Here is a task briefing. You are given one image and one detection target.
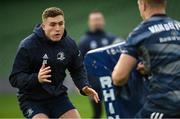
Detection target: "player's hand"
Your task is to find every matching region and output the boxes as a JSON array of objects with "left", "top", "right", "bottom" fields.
[
  {"left": 82, "top": 86, "right": 100, "bottom": 103},
  {"left": 38, "top": 64, "right": 52, "bottom": 84},
  {"left": 136, "top": 62, "right": 149, "bottom": 75}
]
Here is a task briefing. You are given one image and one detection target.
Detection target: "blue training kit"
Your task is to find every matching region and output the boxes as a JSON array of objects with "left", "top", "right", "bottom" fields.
[{"left": 123, "top": 14, "right": 180, "bottom": 118}]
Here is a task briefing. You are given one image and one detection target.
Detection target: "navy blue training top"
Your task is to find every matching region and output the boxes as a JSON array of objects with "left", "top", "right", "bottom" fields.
[
  {"left": 123, "top": 14, "right": 180, "bottom": 112},
  {"left": 9, "top": 24, "right": 89, "bottom": 102}
]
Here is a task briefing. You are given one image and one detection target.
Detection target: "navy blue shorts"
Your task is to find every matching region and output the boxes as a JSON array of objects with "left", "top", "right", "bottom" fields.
[
  {"left": 19, "top": 94, "right": 75, "bottom": 118},
  {"left": 135, "top": 100, "right": 180, "bottom": 118}
]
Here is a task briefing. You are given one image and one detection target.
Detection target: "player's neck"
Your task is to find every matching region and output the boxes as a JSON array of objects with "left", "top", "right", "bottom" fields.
[{"left": 144, "top": 8, "right": 166, "bottom": 20}]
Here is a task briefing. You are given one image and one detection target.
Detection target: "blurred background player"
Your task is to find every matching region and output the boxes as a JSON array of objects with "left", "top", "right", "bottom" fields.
[
  {"left": 9, "top": 7, "right": 99, "bottom": 119},
  {"left": 112, "top": 0, "right": 180, "bottom": 118},
  {"left": 79, "top": 10, "right": 123, "bottom": 119}
]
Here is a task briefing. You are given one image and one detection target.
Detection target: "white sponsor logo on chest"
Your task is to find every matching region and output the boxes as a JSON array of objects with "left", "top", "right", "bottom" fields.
[{"left": 42, "top": 54, "right": 48, "bottom": 65}]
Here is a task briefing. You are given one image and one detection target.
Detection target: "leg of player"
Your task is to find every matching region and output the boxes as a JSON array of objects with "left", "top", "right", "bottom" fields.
[
  {"left": 90, "top": 98, "right": 102, "bottom": 119},
  {"left": 32, "top": 113, "right": 49, "bottom": 119},
  {"left": 58, "top": 109, "right": 81, "bottom": 119}
]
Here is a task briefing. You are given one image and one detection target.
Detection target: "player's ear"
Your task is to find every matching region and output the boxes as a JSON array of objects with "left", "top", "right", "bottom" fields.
[
  {"left": 143, "top": 0, "right": 147, "bottom": 11},
  {"left": 41, "top": 23, "right": 45, "bottom": 30},
  {"left": 88, "top": 19, "right": 90, "bottom": 28}
]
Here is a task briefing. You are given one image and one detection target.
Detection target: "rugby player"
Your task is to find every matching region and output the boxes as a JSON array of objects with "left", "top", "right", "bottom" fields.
[
  {"left": 9, "top": 7, "right": 99, "bottom": 119},
  {"left": 79, "top": 10, "right": 122, "bottom": 119},
  {"left": 112, "top": 0, "right": 180, "bottom": 118}
]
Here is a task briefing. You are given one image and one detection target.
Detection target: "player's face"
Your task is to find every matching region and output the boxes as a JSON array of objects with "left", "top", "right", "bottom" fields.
[
  {"left": 88, "top": 13, "right": 105, "bottom": 31},
  {"left": 42, "top": 15, "right": 65, "bottom": 42}
]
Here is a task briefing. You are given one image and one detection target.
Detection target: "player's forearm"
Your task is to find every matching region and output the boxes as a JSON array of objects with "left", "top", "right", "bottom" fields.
[
  {"left": 70, "top": 67, "right": 91, "bottom": 92},
  {"left": 9, "top": 72, "right": 40, "bottom": 90},
  {"left": 73, "top": 71, "right": 90, "bottom": 90},
  {"left": 112, "top": 65, "right": 129, "bottom": 86},
  {"left": 112, "top": 71, "right": 128, "bottom": 86}
]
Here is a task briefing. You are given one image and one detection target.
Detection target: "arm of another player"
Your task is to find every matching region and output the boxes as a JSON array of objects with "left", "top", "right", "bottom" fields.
[{"left": 112, "top": 54, "right": 137, "bottom": 86}]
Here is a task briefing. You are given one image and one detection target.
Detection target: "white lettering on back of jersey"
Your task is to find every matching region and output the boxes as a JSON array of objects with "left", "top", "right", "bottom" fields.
[{"left": 148, "top": 22, "right": 180, "bottom": 33}]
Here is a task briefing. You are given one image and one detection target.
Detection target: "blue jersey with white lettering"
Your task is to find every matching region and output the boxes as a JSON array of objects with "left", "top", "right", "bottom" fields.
[{"left": 123, "top": 14, "right": 180, "bottom": 113}]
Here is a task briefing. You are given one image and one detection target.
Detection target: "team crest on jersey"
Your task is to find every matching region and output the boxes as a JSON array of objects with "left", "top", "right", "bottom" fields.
[
  {"left": 57, "top": 52, "right": 65, "bottom": 61},
  {"left": 26, "top": 108, "right": 34, "bottom": 117},
  {"left": 90, "top": 41, "right": 97, "bottom": 49},
  {"left": 101, "top": 38, "right": 108, "bottom": 46}
]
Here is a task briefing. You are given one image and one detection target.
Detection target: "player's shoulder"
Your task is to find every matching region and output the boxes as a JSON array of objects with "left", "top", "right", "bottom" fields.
[
  {"left": 79, "top": 34, "right": 91, "bottom": 48},
  {"left": 64, "top": 33, "right": 79, "bottom": 50},
  {"left": 18, "top": 33, "right": 37, "bottom": 49},
  {"left": 80, "top": 33, "right": 91, "bottom": 43},
  {"left": 79, "top": 34, "right": 88, "bottom": 42},
  {"left": 132, "top": 19, "right": 153, "bottom": 35},
  {"left": 106, "top": 32, "right": 117, "bottom": 39},
  {"left": 64, "top": 33, "right": 75, "bottom": 44},
  {"left": 126, "top": 18, "right": 159, "bottom": 46},
  {"left": 106, "top": 32, "right": 125, "bottom": 44}
]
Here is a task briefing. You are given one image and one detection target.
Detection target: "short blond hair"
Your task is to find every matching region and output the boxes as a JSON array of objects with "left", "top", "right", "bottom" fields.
[
  {"left": 140, "top": 0, "right": 166, "bottom": 7},
  {"left": 42, "top": 7, "right": 64, "bottom": 21}
]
